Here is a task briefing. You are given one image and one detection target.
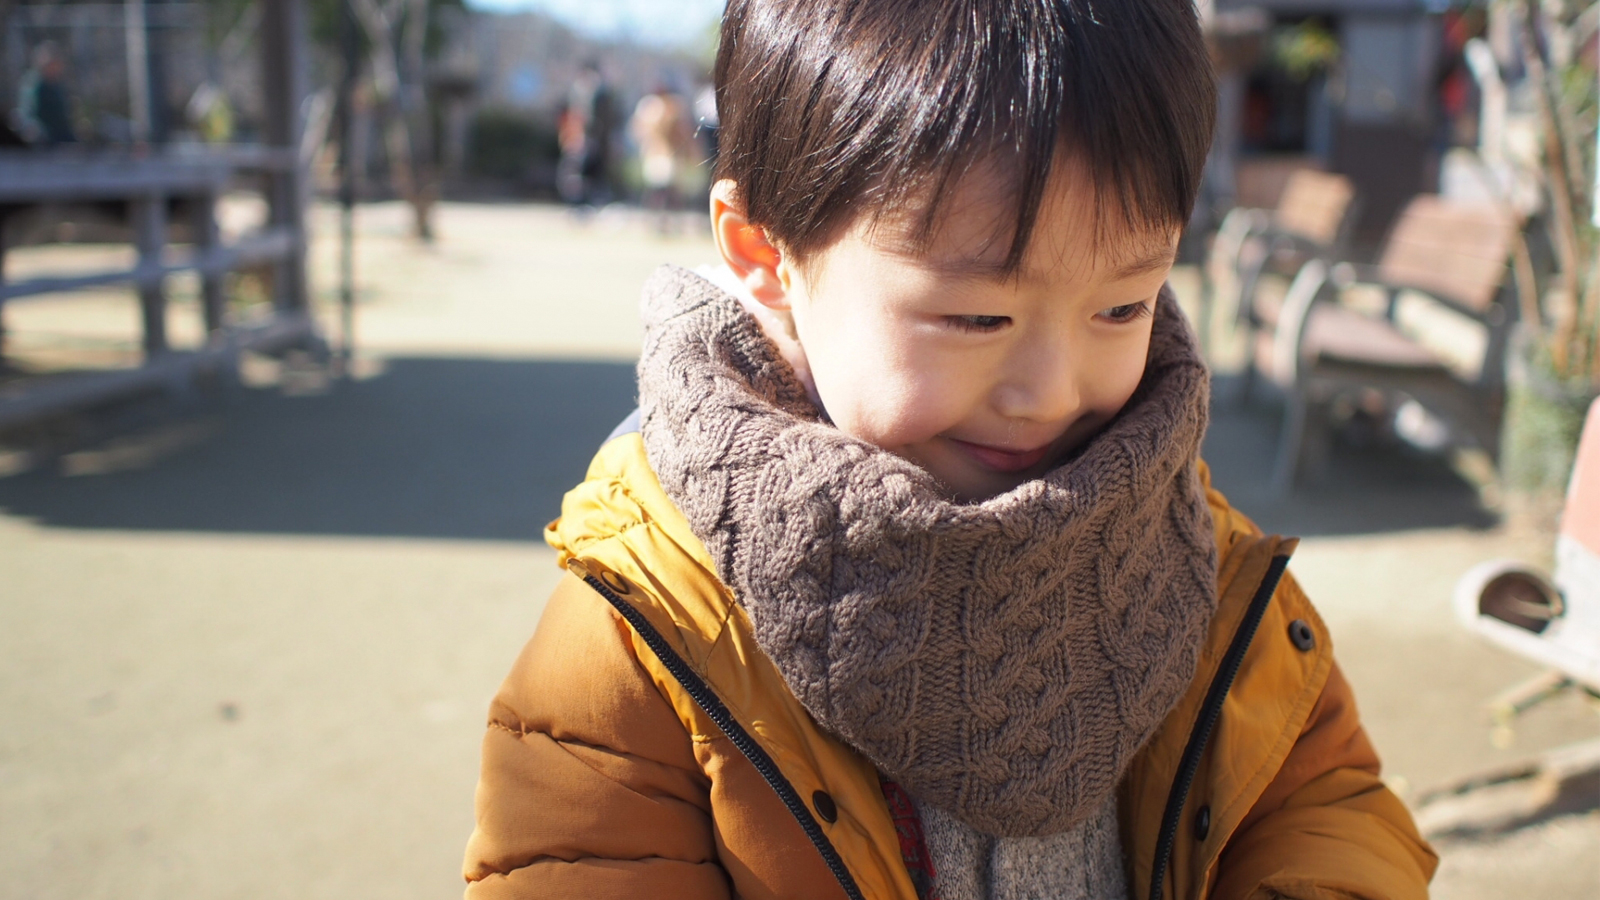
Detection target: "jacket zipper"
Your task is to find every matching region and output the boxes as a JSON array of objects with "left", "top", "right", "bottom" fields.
[
  {"left": 1148, "top": 552, "right": 1293, "bottom": 900},
  {"left": 577, "top": 572, "right": 869, "bottom": 900}
]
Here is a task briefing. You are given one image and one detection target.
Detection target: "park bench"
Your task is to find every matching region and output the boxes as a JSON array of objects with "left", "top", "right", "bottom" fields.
[
  {"left": 1257, "top": 194, "right": 1520, "bottom": 492},
  {"left": 1205, "top": 168, "right": 1357, "bottom": 363}
]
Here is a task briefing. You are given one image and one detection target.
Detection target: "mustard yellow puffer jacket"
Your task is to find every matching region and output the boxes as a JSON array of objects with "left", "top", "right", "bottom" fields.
[{"left": 463, "top": 432, "right": 1437, "bottom": 900}]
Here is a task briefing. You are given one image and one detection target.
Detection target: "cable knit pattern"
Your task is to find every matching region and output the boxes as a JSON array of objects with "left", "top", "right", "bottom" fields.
[{"left": 637, "top": 265, "right": 1217, "bottom": 837}]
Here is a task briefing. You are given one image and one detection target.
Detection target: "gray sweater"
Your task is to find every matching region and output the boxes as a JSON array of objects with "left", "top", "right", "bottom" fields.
[{"left": 917, "top": 794, "right": 1128, "bottom": 900}]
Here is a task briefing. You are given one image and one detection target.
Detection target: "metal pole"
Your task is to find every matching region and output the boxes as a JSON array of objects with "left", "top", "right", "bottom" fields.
[
  {"left": 261, "top": 0, "right": 309, "bottom": 316},
  {"left": 134, "top": 193, "right": 169, "bottom": 358},
  {"left": 338, "top": 0, "right": 360, "bottom": 370},
  {"left": 194, "top": 189, "right": 225, "bottom": 337},
  {"left": 145, "top": 0, "right": 171, "bottom": 144},
  {"left": 124, "top": 0, "right": 151, "bottom": 145},
  {"left": 0, "top": 215, "right": 9, "bottom": 371}
]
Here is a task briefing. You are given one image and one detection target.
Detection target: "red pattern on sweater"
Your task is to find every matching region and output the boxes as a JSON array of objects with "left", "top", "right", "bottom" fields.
[{"left": 879, "top": 777, "right": 939, "bottom": 900}]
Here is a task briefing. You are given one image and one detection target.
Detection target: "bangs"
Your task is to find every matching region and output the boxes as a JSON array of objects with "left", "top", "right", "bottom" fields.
[{"left": 715, "top": 0, "right": 1217, "bottom": 271}]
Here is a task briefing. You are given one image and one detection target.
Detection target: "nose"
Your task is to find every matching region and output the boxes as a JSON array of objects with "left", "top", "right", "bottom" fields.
[{"left": 992, "top": 331, "right": 1082, "bottom": 426}]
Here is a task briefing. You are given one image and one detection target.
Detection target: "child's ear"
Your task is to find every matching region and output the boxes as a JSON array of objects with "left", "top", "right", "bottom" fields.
[{"left": 710, "top": 180, "right": 792, "bottom": 311}]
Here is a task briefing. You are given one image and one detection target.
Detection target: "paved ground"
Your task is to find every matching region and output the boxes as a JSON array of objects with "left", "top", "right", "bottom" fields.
[{"left": 1, "top": 201, "right": 1595, "bottom": 898}]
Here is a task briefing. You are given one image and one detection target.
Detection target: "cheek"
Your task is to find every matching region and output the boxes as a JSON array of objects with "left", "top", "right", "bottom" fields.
[
  {"left": 801, "top": 311, "right": 970, "bottom": 446},
  {"left": 1087, "top": 333, "right": 1152, "bottom": 415},
  {"left": 855, "top": 370, "right": 968, "bottom": 446}
]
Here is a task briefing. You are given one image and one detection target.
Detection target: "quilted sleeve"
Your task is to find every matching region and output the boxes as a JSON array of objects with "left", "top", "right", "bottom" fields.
[
  {"left": 462, "top": 575, "right": 731, "bottom": 900},
  {"left": 1210, "top": 662, "right": 1438, "bottom": 900}
]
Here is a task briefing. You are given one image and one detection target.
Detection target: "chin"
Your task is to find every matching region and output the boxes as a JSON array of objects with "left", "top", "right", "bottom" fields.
[
  {"left": 895, "top": 445, "right": 1016, "bottom": 503},
  {"left": 944, "top": 469, "right": 1028, "bottom": 504}
]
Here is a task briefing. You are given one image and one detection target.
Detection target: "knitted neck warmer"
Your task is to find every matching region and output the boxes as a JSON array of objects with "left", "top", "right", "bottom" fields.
[{"left": 637, "top": 265, "right": 1218, "bottom": 837}]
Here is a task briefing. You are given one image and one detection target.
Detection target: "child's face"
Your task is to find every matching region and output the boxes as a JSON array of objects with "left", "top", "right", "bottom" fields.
[{"left": 718, "top": 160, "right": 1177, "bottom": 501}]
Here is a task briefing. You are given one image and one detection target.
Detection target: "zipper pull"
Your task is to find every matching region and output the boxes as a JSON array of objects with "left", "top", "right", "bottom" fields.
[{"left": 566, "top": 558, "right": 593, "bottom": 581}]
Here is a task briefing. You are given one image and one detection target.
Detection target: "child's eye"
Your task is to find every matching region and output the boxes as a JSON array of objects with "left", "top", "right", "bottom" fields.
[
  {"left": 1098, "top": 302, "right": 1151, "bottom": 324},
  {"left": 948, "top": 315, "right": 1010, "bottom": 332}
]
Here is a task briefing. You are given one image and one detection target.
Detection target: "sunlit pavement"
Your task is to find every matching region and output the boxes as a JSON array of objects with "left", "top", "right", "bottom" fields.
[{"left": 1, "top": 202, "right": 1595, "bottom": 898}]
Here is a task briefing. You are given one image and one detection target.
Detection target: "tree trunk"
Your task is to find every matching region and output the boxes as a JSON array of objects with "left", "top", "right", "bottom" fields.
[{"left": 351, "top": 0, "right": 434, "bottom": 242}]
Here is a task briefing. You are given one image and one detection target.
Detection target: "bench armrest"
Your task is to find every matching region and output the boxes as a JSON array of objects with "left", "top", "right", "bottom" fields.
[
  {"left": 1207, "top": 207, "right": 1273, "bottom": 310},
  {"left": 1270, "top": 258, "right": 1338, "bottom": 385}
]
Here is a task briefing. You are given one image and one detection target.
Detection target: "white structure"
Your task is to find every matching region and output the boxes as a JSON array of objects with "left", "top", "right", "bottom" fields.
[{"left": 1456, "top": 399, "right": 1600, "bottom": 695}]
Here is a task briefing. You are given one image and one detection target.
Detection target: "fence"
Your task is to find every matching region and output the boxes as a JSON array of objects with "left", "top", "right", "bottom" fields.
[{"left": 0, "top": 0, "right": 316, "bottom": 431}]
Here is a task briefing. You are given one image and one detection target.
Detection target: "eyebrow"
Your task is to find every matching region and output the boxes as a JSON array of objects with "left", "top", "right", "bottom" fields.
[
  {"left": 920, "top": 257, "right": 1015, "bottom": 280},
  {"left": 1110, "top": 249, "right": 1178, "bottom": 280},
  {"left": 921, "top": 247, "right": 1177, "bottom": 283}
]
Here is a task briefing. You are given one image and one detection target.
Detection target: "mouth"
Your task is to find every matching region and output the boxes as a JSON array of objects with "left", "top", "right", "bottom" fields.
[{"left": 947, "top": 438, "right": 1057, "bottom": 474}]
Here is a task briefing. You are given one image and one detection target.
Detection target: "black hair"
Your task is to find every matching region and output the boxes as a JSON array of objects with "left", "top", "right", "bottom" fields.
[{"left": 713, "top": 0, "right": 1217, "bottom": 270}]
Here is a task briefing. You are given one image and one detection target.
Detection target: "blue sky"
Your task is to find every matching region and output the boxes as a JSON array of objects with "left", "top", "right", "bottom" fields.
[{"left": 464, "top": 0, "right": 725, "bottom": 47}]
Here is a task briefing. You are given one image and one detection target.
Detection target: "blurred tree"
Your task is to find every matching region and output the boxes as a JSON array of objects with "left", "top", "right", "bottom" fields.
[
  {"left": 1495, "top": 0, "right": 1600, "bottom": 499},
  {"left": 349, "top": 0, "right": 437, "bottom": 240},
  {"left": 204, "top": 0, "right": 461, "bottom": 241},
  {"left": 1517, "top": 0, "right": 1600, "bottom": 384}
]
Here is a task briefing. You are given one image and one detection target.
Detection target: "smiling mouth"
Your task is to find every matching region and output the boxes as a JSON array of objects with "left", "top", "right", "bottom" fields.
[{"left": 948, "top": 438, "right": 1056, "bottom": 474}]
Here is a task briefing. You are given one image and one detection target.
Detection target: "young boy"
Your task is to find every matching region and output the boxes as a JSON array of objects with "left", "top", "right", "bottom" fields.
[{"left": 463, "top": 2, "right": 1437, "bottom": 898}]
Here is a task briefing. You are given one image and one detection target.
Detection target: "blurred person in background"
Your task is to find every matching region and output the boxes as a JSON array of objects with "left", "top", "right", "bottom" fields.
[
  {"left": 557, "top": 59, "right": 617, "bottom": 210},
  {"left": 630, "top": 83, "right": 695, "bottom": 234},
  {"left": 186, "top": 83, "right": 235, "bottom": 145},
  {"left": 12, "top": 41, "right": 76, "bottom": 147}
]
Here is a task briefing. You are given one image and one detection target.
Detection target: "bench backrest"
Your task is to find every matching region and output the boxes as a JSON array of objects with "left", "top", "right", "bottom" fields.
[
  {"left": 1273, "top": 169, "right": 1356, "bottom": 247},
  {"left": 1376, "top": 195, "right": 1516, "bottom": 315}
]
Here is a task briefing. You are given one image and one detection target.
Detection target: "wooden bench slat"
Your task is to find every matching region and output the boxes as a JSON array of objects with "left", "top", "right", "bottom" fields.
[
  {"left": 1377, "top": 197, "right": 1515, "bottom": 312},
  {"left": 1379, "top": 250, "right": 1508, "bottom": 312},
  {"left": 1274, "top": 170, "right": 1356, "bottom": 245}
]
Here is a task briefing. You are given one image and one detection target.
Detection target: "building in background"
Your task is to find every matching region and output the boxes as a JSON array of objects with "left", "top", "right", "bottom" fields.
[{"left": 1208, "top": 0, "right": 1471, "bottom": 245}]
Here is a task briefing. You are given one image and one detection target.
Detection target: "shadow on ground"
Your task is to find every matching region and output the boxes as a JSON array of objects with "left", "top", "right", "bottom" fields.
[
  {"left": 0, "top": 367, "right": 1492, "bottom": 540},
  {"left": 1204, "top": 375, "right": 1496, "bottom": 537},
  {"left": 0, "top": 357, "right": 638, "bottom": 541}
]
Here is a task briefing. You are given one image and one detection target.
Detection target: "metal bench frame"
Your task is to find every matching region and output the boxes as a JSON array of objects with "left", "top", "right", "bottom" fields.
[
  {"left": 1264, "top": 197, "right": 1520, "bottom": 493},
  {"left": 1206, "top": 168, "right": 1357, "bottom": 371}
]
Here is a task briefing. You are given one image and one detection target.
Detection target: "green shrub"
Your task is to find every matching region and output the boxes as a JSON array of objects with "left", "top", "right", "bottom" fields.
[{"left": 466, "top": 108, "right": 558, "bottom": 181}]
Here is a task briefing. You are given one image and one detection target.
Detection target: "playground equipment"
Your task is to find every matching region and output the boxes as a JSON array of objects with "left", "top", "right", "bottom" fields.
[
  {"left": 1455, "top": 398, "right": 1600, "bottom": 726},
  {"left": 1403, "top": 398, "right": 1600, "bottom": 840}
]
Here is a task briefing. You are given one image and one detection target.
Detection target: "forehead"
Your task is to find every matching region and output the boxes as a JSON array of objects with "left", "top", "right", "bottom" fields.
[{"left": 865, "top": 154, "right": 1179, "bottom": 282}]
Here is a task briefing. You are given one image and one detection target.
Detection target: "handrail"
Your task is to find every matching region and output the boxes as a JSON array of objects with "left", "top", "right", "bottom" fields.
[{"left": 0, "top": 227, "right": 298, "bottom": 303}]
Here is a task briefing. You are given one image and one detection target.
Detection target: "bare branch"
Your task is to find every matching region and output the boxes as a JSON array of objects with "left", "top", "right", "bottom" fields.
[{"left": 1525, "top": 0, "right": 1584, "bottom": 372}]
